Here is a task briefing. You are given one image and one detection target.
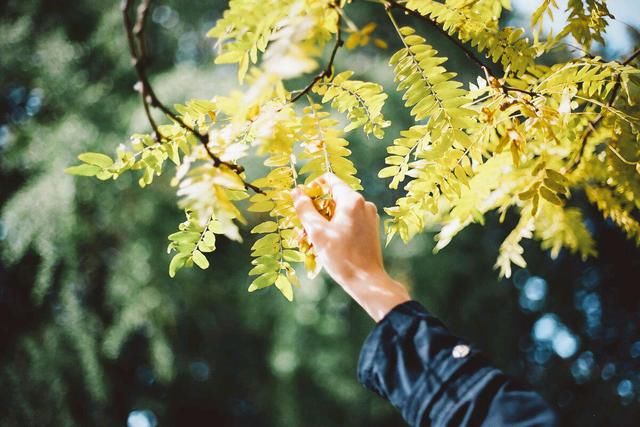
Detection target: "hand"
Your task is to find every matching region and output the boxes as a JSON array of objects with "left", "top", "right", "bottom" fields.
[{"left": 291, "top": 173, "right": 411, "bottom": 322}]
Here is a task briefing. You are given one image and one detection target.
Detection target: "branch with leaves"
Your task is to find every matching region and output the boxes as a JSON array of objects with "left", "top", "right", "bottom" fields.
[
  {"left": 569, "top": 47, "right": 640, "bottom": 171},
  {"left": 384, "top": 0, "right": 541, "bottom": 98},
  {"left": 290, "top": 4, "right": 344, "bottom": 103},
  {"left": 67, "top": 0, "right": 640, "bottom": 299},
  {"left": 120, "top": 0, "right": 262, "bottom": 194}
]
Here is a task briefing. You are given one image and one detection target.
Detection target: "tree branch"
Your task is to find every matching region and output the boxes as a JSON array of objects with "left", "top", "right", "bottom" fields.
[
  {"left": 568, "top": 46, "right": 640, "bottom": 173},
  {"left": 384, "top": 0, "right": 542, "bottom": 98},
  {"left": 622, "top": 46, "right": 640, "bottom": 66},
  {"left": 121, "top": 0, "right": 263, "bottom": 194},
  {"left": 290, "top": 5, "right": 343, "bottom": 103},
  {"left": 385, "top": 0, "right": 491, "bottom": 73}
]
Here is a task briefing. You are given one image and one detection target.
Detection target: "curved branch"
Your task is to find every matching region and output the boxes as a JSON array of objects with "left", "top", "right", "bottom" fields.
[
  {"left": 290, "top": 5, "right": 343, "bottom": 103},
  {"left": 121, "top": 0, "right": 263, "bottom": 194}
]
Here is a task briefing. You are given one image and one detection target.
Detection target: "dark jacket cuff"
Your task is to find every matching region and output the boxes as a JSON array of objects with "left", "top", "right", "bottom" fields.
[{"left": 356, "top": 300, "right": 557, "bottom": 426}]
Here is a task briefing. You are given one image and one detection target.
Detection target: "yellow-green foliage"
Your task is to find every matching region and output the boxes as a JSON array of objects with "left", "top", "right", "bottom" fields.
[
  {"left": 313, "top": 71, "right": 390, "bottom": 138},
  {"left": 167, "top": 210, "right": 225, "bottom": 277},
  {"left": 405, "top": 0, "right": 540, "bottom": 74},
  {"left": 560, "top": 0, "right": 613, "bottom": 48},
  {"left": 67, "top": 0, "right": 640, "bottom": 298},
  {"left": 298, "top": 103, "right": 362, "bottom": 188},
  {"left": 380, "top": 21, "right": 477, "bottom": 242}
]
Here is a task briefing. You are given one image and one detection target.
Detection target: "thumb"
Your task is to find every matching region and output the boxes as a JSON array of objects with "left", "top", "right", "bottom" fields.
[{"left": 291, "top": 187, "right": 328, "bottom": 240}]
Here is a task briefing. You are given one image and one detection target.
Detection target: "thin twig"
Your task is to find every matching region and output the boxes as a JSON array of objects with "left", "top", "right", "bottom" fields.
[
  {"left": 503, "top": 86, "right": 540, "bottom": 97},
  {"left": 121, "top": 0, "right": 263, "bottom": 194},
  {"left": 623, "top": 47, "right": 640, "bottom": 66},
  {"left": 290, "top": 5, "right": 343, "bottom": 103}
]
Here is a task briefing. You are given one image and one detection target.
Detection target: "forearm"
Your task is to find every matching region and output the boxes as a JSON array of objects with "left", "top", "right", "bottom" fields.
[
  {"left": 340, "top": 271, "right": 411, "bottom": 322},
  {"left": 358, "top": 301, "right": 557, "bottom": 427}
]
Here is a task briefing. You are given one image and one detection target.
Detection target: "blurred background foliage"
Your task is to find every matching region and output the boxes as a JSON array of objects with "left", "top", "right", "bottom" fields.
[{"left": 1, "top": 0, "right": 640, "bottom": 426}]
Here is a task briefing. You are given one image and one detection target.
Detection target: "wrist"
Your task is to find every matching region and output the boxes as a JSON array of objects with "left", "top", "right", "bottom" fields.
[{"left": 342, "top": 270, "right": 411, "bottom": 322}]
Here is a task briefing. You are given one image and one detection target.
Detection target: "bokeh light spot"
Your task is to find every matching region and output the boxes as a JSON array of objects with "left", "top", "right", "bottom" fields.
[
  {"left": 533, "top": 314, "right": 558, "bottom": 341},
  {"left": 127, "top": 410, "right": 157, "bottom": 427},
  {"left": 552, "top": 329, "right": 579, "bottom": 359}
]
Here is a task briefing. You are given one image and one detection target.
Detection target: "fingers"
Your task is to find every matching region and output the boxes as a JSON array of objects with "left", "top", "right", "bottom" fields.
[
  {"left": 315, "top": 172, "right": 370, "bottom": 219},
  {"left": 305, "top": 173, "right": 378, "bottom": 221},
  {"left": 291, "top": 187, "right": 327, "bottom": 241},
  {"left": 365, "top": 201, "right": 378, "bottom": 217},
  {"left": 316, "top": 172, "right": 355, "bottom": 204}
]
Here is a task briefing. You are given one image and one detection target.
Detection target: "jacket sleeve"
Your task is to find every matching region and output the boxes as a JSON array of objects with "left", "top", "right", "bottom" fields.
[{"left": 357, "top": 300, "right": 557, "bottom": 427}]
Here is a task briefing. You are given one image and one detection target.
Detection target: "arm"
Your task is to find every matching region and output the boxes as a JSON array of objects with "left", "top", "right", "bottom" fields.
[{"left": 292, "top": 173, "right": 557, "bottom": 427}]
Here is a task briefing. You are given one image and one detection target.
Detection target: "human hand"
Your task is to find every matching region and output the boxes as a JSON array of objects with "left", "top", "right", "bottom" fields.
[{"left": 291, "top": 173, "right": 410, "bottom": 322}]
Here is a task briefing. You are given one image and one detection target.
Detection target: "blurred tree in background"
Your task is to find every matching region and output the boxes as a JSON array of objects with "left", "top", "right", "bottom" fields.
[{"left": 1, "top": 1, "right": 640, "bottom": 426}]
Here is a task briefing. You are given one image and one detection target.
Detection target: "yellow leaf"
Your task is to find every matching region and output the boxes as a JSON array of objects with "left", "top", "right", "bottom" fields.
[
  {"left": 374, "top": 38, "right": 388, "bottom": 49},
  {"left": 540, "top": 187, "right": 563, "bottom": 206},
  {"left": 251, "top": 221, "right": 278, "bottom": 233},
  {"left": 275, "top": 274, "right": 293, "bottom": 301},
  {"left": 378, "top": 166, "right": 400, "bottom": 178},
  {"left": 248, "top": 201, "right": 276, "bottom": 212}
]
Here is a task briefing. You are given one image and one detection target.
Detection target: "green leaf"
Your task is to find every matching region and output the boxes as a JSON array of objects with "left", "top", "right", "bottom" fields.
[
  {"left": 248, "top": 263, "right": 273, "bottom": 276},
  {"left": 64, "top": 164, "right": 101, "bottom": 176},
  {"left": 202, "top": 231, "right": 216, "bottom": 247},
  {"left": 95, "top": 170, "right": 114, "bottom": 181},
  {"left": 251, "top": 233, "right": 279, "bottom": 252},
  {"left": 545, "top": 169, "right": 570, "bottom": 186},
  {"left": 78, "top": 152, "right": 113, "bottom": 168},
  {"left": 168, "top": 231, "right": 201, "bottom": 242},
  {"left": 248, "top": 272, "right": 278, "bottom": 292},
  {"left": 169, "top": 253, "right": 189, "bottom": 278},
  {"left": 192, "top": 250, "right": 210, "bottom": 269},
  {"left": 198, "top": 240, "right": 215, "bottom": 252},
  {"left": 282, "top": 250, "right": 305, "bottom": 263},
  {"left": 209, "top": 220, "right": 225, "bottom": 234},
  {"left": 540, "top": 187, "right": 563, "bottom": 206}
]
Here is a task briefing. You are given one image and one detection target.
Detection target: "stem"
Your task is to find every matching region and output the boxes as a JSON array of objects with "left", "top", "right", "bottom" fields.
[
  {"left": 325, "top": 80, "right": 374, "bottom": 125},
  {"left": 386, "top": 7, "right": 453, "bottom": 128},
  {"left": 607, "top": 145, "right": 640, "bottom": 166},
  {"left": 306, "top": 95, "right": 333, "bottom": 174}
]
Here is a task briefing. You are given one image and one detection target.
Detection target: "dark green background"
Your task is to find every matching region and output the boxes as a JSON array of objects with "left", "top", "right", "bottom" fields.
[{"left": 1, "top": 1, "right": 639, "bottom": 426}]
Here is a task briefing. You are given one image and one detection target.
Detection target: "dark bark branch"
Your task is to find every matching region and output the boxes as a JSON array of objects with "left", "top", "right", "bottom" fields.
[
  {"left": 289, "top": 6, "right": 343, "bottom": 103},
  {"left": 121, "top": 0, "right": 263, "bottom": 194},
  {"left": 622, "top": 46, "right": 640, "bottom": 66}
]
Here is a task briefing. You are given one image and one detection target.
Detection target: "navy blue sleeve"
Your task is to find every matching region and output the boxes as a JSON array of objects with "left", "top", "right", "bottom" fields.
[{"left": 357, "top": 301, "right": 558, "bottom": 427}]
